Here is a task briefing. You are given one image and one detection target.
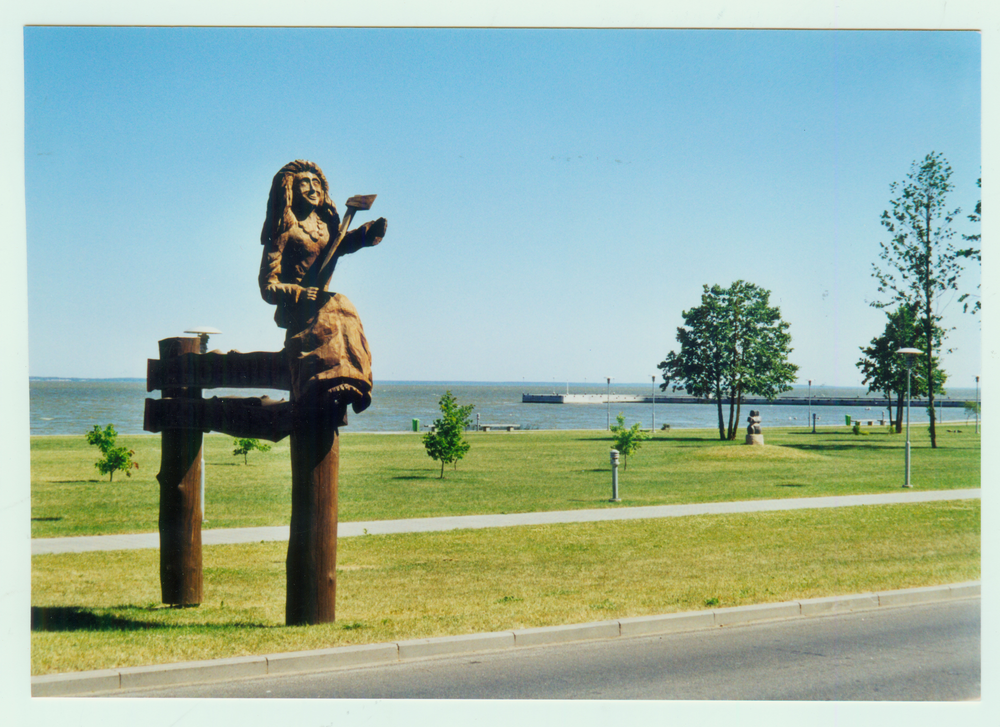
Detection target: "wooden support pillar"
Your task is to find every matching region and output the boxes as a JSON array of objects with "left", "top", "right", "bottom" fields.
[
  {"left": 285, "top": 406, "right": 342, "bottom": 625},
  {"left": 156, "top": 337, "right": 203, "bottom": 606}
]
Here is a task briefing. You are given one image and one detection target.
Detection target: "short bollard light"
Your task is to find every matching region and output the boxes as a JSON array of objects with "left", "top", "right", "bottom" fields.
[{"left": 610, "top": 449, "right": 621, "bottom": 502}]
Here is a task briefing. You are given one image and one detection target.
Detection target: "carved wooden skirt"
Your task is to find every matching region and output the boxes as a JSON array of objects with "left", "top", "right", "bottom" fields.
[{"left": 285, "top": 292, "right": 373, "bottom": 413}]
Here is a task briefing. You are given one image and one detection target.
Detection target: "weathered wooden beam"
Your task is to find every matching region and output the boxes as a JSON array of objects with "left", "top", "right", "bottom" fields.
[
  {"left": 144, "top": 395, "right": 294, "bottom": 442},
  {"left": 147, "top": 350, "right": 290, "bottom": 392},
  {"left": 285, "top": 405, "right": 344, "bottom": 625},
  {"left": 155, "top": 337, "right": 203, "bottom": 607}
]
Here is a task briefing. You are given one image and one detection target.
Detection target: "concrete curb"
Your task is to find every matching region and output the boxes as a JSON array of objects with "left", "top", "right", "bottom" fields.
[{"left": 31, "top": 580, "right": 980, "bottom": 697}]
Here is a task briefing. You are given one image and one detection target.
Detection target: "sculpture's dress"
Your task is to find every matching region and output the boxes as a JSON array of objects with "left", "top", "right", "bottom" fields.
[{"left": 259, "top": 218, "right": 382, "bottom": 414}]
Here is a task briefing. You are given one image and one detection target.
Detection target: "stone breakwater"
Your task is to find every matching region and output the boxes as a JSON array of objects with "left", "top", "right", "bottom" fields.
[{"left": 523, "top": 394, "right": 966, "bottom": 407}]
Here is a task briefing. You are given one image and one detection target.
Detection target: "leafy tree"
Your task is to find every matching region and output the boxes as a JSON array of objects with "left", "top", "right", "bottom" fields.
[
  {"left": 609, "top": 413, "right": 649, "bottom": 470},
  {"left": 957, "top": 176, "right": 981, "bottom": 315},
  {"left": 233, "top": 437, "right": 271, "bottom": 465},
  {"left": 659, "top": 286, "right": 730, "bottom": 440},
  {"left": 422, "top": 391, "right": 474, "bottom": 478},
  {"left": 84, "top": 424, "right": 138, "bottom": 482},
  {"left": 659, "top": 281, "right": 798, "bottom": 441},
  {"left": 856, "top": 304, "right": 946, "bottom": 433},
  {"left": 963, "top": 401, "right": 981, "bottom": 425},
  {"left": 873, "top": 152, "right": 963, "bottom": 448}
]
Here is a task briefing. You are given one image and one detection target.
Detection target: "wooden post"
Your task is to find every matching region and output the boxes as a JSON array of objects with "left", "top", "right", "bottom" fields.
[
  {"left": 285, "top": 405, "right": 342, "bottom": 625},
  {"left": 156, "top": 337, "right": 203, "bottom": 606}
]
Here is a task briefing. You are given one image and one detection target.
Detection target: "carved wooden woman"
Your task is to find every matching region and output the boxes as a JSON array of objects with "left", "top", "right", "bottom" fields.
[
  {"left": 259, "top": 160, "right": 387, "bottom": 421},
  {"left": 259, "top": 159, "right": 386, "bottom": 624}
]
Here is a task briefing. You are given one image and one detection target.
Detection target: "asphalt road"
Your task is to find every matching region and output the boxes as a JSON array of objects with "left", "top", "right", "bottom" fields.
[{"left": 108, "top": 598, "right": 980, "bottom": 700}]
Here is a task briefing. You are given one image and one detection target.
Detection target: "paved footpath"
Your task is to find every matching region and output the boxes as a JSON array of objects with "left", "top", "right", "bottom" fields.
[{"left": 32, "top": 488, "right": 981, "bottom": 556}]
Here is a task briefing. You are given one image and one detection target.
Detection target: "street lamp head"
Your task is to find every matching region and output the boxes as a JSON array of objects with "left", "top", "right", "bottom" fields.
[
  {"left": 895, "top": 347, "right": 922, "bottom": 371},
  {"left": 184, "top": 326, "right": 222, "bottom": 354}
]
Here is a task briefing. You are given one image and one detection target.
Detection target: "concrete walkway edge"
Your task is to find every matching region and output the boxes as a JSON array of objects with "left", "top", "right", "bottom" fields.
[
  {"left": 31, "top": 488, "right": 983, "bottom": 555},
  {"left": 32, "top": 580, "right": 981, "bottom": 697}
]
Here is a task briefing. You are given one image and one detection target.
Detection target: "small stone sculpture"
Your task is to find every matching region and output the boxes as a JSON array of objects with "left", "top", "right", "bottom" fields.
[{"left": 745, "top": 410, "right": 764, "bottom": 446}]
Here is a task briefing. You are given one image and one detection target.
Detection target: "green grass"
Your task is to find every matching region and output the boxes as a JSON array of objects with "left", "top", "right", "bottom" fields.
[
  {"left": 31, "top": 499, "right": 980, "bottom": 676},
  {"left": 31, "top": 427, "right": 981, "bottom": 538}
]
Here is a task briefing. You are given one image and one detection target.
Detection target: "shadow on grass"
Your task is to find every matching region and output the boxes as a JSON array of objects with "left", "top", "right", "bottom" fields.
[
  {"left": 31, "top": 606, "right": 273, "bottom": 632},
  {"left": 31, "top": 606, "right": 167, "bottom": 632},
  {"left": 31, "top": 516, "right": 63, "bottom": 522},
  {"left": 781, "top": 441, "right": 897, "bottom": 453},
  {"left": 665, "top": 437, "right": 730, "bottom": 443}
]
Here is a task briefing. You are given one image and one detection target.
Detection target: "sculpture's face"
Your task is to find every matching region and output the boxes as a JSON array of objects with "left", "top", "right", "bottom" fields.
[{"left": 294, "top": 171, "right": 324, "bottom": 208}]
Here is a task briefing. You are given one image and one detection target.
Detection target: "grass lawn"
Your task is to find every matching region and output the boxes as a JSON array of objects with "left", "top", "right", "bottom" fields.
[
  {"left": 30, "top": 499, "right": 980, "bottom": 675},
  {"left": 31, "top": 426, "right": 980, "bottom": 538}
]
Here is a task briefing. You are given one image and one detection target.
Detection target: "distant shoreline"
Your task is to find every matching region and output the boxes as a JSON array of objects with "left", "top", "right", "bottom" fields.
[{"left": 25, "top": 377, "right": 981, "bottom": 396}]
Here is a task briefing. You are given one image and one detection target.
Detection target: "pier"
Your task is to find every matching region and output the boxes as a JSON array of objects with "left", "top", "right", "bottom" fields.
[{"left": 521, "top": 394, "right": 965, "bottom": 408}]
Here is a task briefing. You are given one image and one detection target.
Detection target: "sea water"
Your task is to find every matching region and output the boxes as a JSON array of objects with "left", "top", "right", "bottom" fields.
[{"left": 29, "top": 379, "right": 978, "bottom": 436}]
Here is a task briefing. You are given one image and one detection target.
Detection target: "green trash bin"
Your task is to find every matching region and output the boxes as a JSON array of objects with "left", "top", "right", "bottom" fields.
[
  {"left": 844, "top": 414, "right": 851, "bottom": 426},
  {"left": 412, "top": 418, "right": 420, "bottom": 432}
]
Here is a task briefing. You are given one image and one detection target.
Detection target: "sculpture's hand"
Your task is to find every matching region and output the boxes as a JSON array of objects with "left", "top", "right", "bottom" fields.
[
  {"left": 302, "top": 286, "right": 319, "bottom": 301},
  {"left": 369, "top": 217, "right": 387, "bottom": 242}
]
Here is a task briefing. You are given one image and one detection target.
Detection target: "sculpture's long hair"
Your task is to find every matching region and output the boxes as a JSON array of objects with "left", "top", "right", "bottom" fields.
[{"left": 260, "top": 159, "right": 340, "bottom": 246}]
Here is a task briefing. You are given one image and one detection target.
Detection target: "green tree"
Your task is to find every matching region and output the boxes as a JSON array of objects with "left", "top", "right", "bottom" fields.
[
  {"left": 963, "top": 401, "right": 981, "bottom": 425},
  {"left": 856, "top": 304, "right": 946, "bottom": 433},
  {"left": 957, "top": 176, "right": 981, "bottom": 315},
  {"left": 233, "top": 437, "right": 271, "bottom": 465},
  {"left": 423, "top": 391, "right": 475, "bottom": 478},
  {"left": 84, "top": 424, "right": 138, "bottom": 482},
  {"left": 659, "top": 281, "right": 798, "bottom": 441},
  {"left": 609, "top": 413, "right": 649, "bottom": 470},
  {"left": 873, "top": 152, "right": 963, "bottom": 448}
]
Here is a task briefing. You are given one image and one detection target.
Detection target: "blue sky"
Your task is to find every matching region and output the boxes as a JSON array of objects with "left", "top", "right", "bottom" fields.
[{"left": 22, "top": 24, "right": 982, "bottom": 388}]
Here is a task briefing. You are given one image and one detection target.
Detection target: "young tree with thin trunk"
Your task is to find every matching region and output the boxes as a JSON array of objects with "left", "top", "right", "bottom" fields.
[
  {"left": 423, "top": 391, "right": 474, "bottom": 478},
  {"left": 873, "top": 152, "right": 963, "bottom": 448},
  {"left": 609, "top": 413, "right": 650, "bottom": 470}
]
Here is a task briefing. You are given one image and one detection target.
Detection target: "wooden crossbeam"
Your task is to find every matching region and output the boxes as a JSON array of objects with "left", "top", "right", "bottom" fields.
[
  {"left": 148, "top": 337, "right": 343, "bottom": 624},
  {"left": 147, "top": 350, "right": 290, "bottom": 392},
  {"left": 144, "top": 395, "right": 295, "bottom": 442}
]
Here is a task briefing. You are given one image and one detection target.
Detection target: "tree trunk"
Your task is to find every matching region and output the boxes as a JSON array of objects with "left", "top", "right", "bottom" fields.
[
  {"left": 895, "top": 392, "right": 904, "bottom": 434},
  {"left": 726, "top": 389, "right": 737, "bottom": 440},
  {"left": 715, "top": 383, "right": 726, "bottom": 440},
  {"left": 924, "top": 205, "right": 938, "bottom": 448},
  {"left": 925, "top": 340, "right": 937, "bottom": 447},
  {"left": 733, "top": 392, "right": 743, "bottom": 442}
]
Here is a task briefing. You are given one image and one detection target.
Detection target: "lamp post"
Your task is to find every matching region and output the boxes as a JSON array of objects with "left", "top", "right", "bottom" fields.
[
  {"left": 897, "top": 348, "right": 922, "bottom": 488},
  {"left": 808, "top": 379, "right": 813, "bottom": 433},
  {"left": 606, "top": 377, "right": 612, "bottom": 430},
  {"left": 184, "top": 327, "right": 221, "bottom": 521},
  {"left": 651, "top": 375, "right": 656, "bottom": 433},
  {"left": 184, "top": 326, "right": 222, "bottom": 354},
  {"left": 976, "top": 375, "right": 980, "bottom": 435}
]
